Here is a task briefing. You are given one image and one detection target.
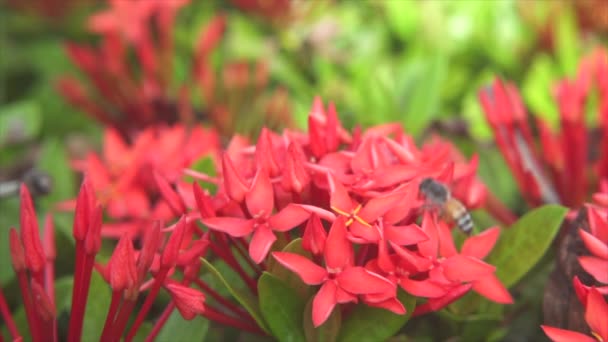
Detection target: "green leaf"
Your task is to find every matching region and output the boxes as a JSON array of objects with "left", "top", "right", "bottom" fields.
[
  {"left": 156, "top": 309, "right": 209, "bottom": 342},
  {"left": 0, "top": 101, "right": 41, "bottom": 145},
  {"left": 303, "top": 296, "right": 341, "bottom": 342},
  {"left": 258, "top": 272, "right": 306, "bottom": 342},
  {"left": 486, "top": 205, "right": 567, "bottom": 288},
  {"left": 337, "top": 289, "right": 415, "bottom": 342},
  {"left": 401, "top": 53, "right": 447, "bottom": 137},
  {"left": 37, "top": 139, "right": 77, "bottom": 235},
  {"left": 82, "top": 272, "right": 112, "bottom": 341},
  {"left": 555, "top": 9, "right": 580, "bottom": 76},
  {"left": 200, "top": 257, "right": 269, "bottom": 333}
]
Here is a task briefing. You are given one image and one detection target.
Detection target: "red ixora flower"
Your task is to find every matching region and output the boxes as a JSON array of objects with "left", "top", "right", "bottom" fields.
[
  {"left": 59, "top": 0, "right": 293, "bottom": 138},
  {"left": 541, "top": 287, "right": 608, "bottom": 342},
  {"left": 479, "top": 48, "right": 608, "bottom": 208},
  {"left": 61, "top": 124, "right": 220, "bottom": 240},
  {"left": 272, "top": 217, "right": 401, "bottom": 327}
]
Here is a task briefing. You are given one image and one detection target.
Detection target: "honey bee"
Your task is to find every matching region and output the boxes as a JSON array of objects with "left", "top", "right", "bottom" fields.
[{"left": 418, "top": 178, "right": 473, "bottom": 235}]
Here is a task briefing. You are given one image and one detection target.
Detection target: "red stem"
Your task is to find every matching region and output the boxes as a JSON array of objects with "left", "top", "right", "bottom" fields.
[
  {"left": 67, "top": 243, "right": 85, "bottom": 342},
  {"left": 0, "top": 289, "right": 20, "bottom": 339},
  {"left": 70, "top": 254, "right": 96, "bottom": 341},
  {"left": 123, "top": 268, "right": 170, "bottom": 342},
  {"left": 16, "top": 272, "right": 40, "bottom": 342},
  {"left": 100, "top": 291, "right": 123, "bottom": 342},
  {"left": 232, "top": 237, "right": 261, "bottom": 274},
  {"left": 484, "top": 192, "right": 518, "bottom": 226},
  {"left": 208, "top": 241, "right": 257, "bottom": 293},
  {"left": 109, "top": 299, "right": 137, "bottom": 341},
  {"left": 203, "top": 305, "right": 265, "bottom": 335},
  {"left": 193, "top": 278, "right": 251, "bottom": 320}
]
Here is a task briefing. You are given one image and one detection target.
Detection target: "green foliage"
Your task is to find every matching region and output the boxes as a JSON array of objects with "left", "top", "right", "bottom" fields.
[
  {"left": 258, "top": 272, "right": 307, "bottom": 342},
  {"left": 156, "top": 310, "right": 210, "bottom": 342},
  {"left": 200, "top": 258, "right": 270, "bottom": 333},
  {"left": 337, "top": 290, "right": 415, "bottom": 342},
  {"left": 487, "top": 205, "right": 568, "bottom": 288}
]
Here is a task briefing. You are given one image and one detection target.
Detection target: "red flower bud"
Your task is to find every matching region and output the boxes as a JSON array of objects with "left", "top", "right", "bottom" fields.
[
  {"left": 19, "top": 185, "right": 46, "bottom": 273},
  {"left": 165, "top": 282, "right": 206, "bottom": 320},
  {"left": 161, "top": 216, "right": 186, "bottom": 269},
  {"left": 31, "top": 280, "right": 56, "bottom": 322},
  {"left": 9, "top": 228, "right": 26, "bottom": 272},
  {"left": 109, "top": 235, "right": 137, "bottom": 292}
]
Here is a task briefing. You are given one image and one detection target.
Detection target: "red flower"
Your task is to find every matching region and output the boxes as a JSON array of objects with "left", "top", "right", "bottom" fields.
[
  {"left": 580, "top": 205, "right": 608, "bottom": 286},
  {"left": 164, "top": 281, "right": 206, "bottom": 320},
  {"left": 273, "top": 217, "right": 400, "bottom": 327},
  {"left": 541, "top": 288, "right": 608, "bottom": 342},
  {"left": 479, "top": 48, "right": 608, "bottom": 207},
  {"left": 202, "top": 167, "right": 312, "bottom": 263}
]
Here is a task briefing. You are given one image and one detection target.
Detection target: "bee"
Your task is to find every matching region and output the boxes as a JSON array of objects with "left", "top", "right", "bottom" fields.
[
  {"left": 418, "top": 178, "right": 473, "bottom": 235},
  {"left": 0, "top": 169, "right": 52, "bottom": 199}
]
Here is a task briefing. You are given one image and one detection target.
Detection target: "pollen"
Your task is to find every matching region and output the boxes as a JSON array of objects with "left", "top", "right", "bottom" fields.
[{"left": 330, "top": 204, "right": 372, "bottom": 228}]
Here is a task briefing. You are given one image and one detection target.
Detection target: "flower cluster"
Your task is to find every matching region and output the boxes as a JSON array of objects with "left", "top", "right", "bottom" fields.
[
  {"left": 1, "top": 182, "right": 209, "bottom": 342},
  {"left": 62, "top": 124, "right": 220, "bottom": 240},
  {"left": 479, "top": 48, "right": 608, "bottom": 208},
  {"left": 58, "top": 0, "right": 292, "bottom": 138},
  {"left": 184, "top": 98, "right": 513, "bottom": 327},
  {"left": 541, "top": 187, "right": 608, "bottom": 342}
]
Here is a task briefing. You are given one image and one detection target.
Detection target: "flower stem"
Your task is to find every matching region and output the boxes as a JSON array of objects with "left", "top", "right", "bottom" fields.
[
  {"left": 100, "top": 290, "right": 122, "bottom": 342},
  {"left": 0, "top": 289, "right": 20, "bottom": 339}
]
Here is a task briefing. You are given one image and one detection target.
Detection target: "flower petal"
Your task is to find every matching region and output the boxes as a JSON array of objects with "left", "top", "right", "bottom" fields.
[
  {"left": 587, "top": 206, "right": 608, "bottom": 243},
  {"left": 328, "top": 174, "right": 355, "bottom": 212},
  {"left": 541, "top": 325, "right": 596, "bottom": 342},
  {"left": 442, "top": 255, "right": 496, "bottom": 283},
  {"left": 364, "top": 296, "right": 406, "bottom": 315},
  {"left": 222, "top": 153, "right": 249, "bottom": 203},
  {"left": 358, "top": 192, "right": 404, "bottom": 223},
  {"left": 579, "top": 229, "right": 608, "bottom": 259},
  {"left": 325, "top": 217, "right": 353, "bottom": 270},
  {"left": 462, "top": 226, "right": 501, "bottom": 259},
  {"left": 472, "top": 274, "right": 513, "bottom": 304},
  {"left": 246, "top": 167, "right": 274, "bottom": 217},
  {"left": 579, "top": 256, "right": 608, "bottom": 284},
  {"left": 337, "top": 267, "right": 395, "bottom": 295},
  {"left": 272, "top": 252, "right": 327, "bottom": 285},
  {"left": 312, "top": 281, "right": 338, "bottom": 327},
  {"left": 249, "top": 225, "right": 277, "bottom": 264},
  {"left": 413, "top": 283, "right": 472, "bottom": 316},
  {"left": 399, "top": 278, "right": 448, "bottom": 298},
  {"left": 269, "top": 203, "right": 310, "bottom": 232},
  {"left": 200, "top": 217, "right": 254, "bottom": 237},
  {"left": 385, "top": 224, "right": 428, "bottom": 246},
  {"left": 418, "top": 212, "right": 439, "bottom": 259},
  {"left": 585, "top": 288, "right": 608, "bottom": 340},
  {"left": 302, "top": 214, "right": 327, "bottom": 255}
]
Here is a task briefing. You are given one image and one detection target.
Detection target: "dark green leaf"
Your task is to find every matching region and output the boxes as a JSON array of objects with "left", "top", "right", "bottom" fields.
[
  {"left": 486, "top": 205, "right": 567, "bottom": 288},
  {"left": 337, "top": 289, "right": 415, "bottom": 342},
  {"left": 156, "top": 309, "right": 209, "bottom": 342},
  {"left": 258, "top": 272, "right": 306, "bottom": 342},
  {"left": 82, "top": 272, "right": 112, "bottom": 341},
  {"left": 200, "top": 257, "right": 269, "bottom": 333}
]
